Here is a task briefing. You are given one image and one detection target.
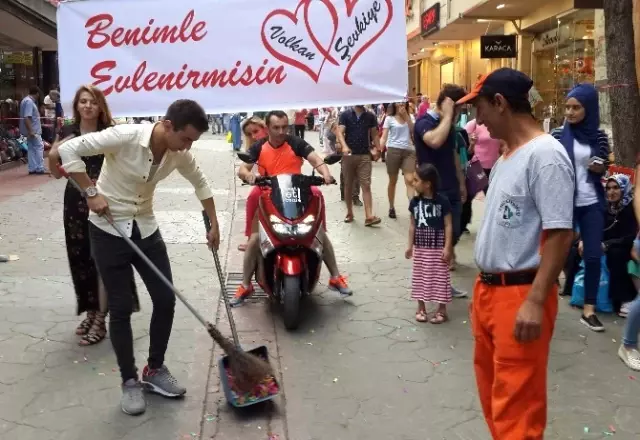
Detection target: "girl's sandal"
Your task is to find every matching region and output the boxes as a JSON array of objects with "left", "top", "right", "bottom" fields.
[
  {"left": 75, "top": 312, "right": 95, "bottom": 336},
  {"left": 79, "top": 312, "right": 107, "bottom": 346},
  {"left": 344, "top": 214, "right": 354, "bottom": 223},
  {"left": 365, "top": 216, "right": 381, "bottom": 227},
  {"left": 429, "top": 312, "right": 448, "bottom": 324},
  {"left": 415, "top": 311, "right": 428, "bottom": 322},
  {"left": 237, "top": 243, "right": 248, "bottom": 252}
]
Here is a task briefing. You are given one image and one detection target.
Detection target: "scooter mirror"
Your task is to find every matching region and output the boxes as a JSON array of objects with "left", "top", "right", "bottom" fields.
[
  {"left": 237, "top": 152, "right": 255, "bottom": 164},
  {"left": 324, "top": 154, "right": 342, "bottom": 165}
]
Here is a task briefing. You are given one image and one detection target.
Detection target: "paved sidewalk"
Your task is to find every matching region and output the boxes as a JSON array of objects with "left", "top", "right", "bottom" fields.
[{"left": 1, "top": 132, "right": 639, "bottom": 440}]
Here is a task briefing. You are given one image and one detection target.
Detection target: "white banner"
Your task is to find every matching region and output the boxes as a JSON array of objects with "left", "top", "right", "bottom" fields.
[{"left": 57, "top": 0, "right": 407, "bottom": 116}]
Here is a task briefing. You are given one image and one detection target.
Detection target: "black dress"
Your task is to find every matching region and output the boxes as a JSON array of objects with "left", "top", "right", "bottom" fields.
[
  {"left": 603, "top": 203, "right": 638, "bottom": 311},
  {"left": 62, "top": 124, "right": 140, "bottom": 314}
]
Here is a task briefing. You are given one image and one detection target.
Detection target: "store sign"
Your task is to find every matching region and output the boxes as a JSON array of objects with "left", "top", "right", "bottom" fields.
[
  {"left": 420, "top": 3, "right": 440, "bottom": 37},
  {"left": 4, "top": 52, "right": 33, "bottom": 65},
  {"left": 56, "top": 0, "right": 407, "bottom": 117},
  {"left": 480, "top": 35, "right": 516, "bottom": 59},
  {"left": 574, "top": 0, "right": 603, "bottom": 8}
]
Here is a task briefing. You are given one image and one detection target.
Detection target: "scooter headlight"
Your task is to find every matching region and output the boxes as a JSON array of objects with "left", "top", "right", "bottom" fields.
[{"left": 269, "top": 215, "right": 314, "bottom": 237}]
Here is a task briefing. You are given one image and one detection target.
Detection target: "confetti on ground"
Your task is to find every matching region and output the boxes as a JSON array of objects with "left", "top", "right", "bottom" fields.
[
  {"left": 204, "top": 414, "right": 216, "bottom": 422},
  {"left": 462, "top": 321, "right": 467, "bottom": 324},
  {"left": 268, "top": 435, "right": 280, "bottom": 440},
  {"left": 338, "top": 352, "right": 342, "bottom": 356},
  {"left": 629, "top": 375, "right": 636, "bottom": 380},
  {"left": 98, "top": 372, "right": 105, "bottom": 376},
  {"left": 306, "top": 342, "right": 313, "bottom": 346},
  {"left": 36, "top": 237, "right": 43, "bottom": 241},
  {"left": 603, "top": 432, "right": 614, "bottom": 436},
  {"left": 584, "top": 426, "right": 589, "bottom": 433},
  {"left": 310, "top": 329, "right": 315, "bottom": 333},
  {"left": 612, "top": 339, "right": 617, "bottom": 343},
  {"left": 333, "top": 378, "right": 338, "bottom": 383},
  {"left": 609, "top": 425, "right": 616, "bottom": 433},
  {"left": 73, "top": 361, "right": 78, "bottom": 364},
  {"left": 403, "top": 388, "right": 408, "bottom": 393}
]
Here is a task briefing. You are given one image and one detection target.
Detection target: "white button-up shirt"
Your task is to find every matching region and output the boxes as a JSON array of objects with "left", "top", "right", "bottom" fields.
[{"left": 58, "top": 123, "right": 213, "bottom": 239}]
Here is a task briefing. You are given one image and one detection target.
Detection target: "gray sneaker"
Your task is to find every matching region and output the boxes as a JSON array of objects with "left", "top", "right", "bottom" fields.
[
  {"left": 452, "top": 286, "right": 468, "bottom": 298},
  {"left": 121, "top": 379, "right": 146, "bottom": 416},
  {"left": 141, "top": 365, "right": 187, "bottom": 398}
]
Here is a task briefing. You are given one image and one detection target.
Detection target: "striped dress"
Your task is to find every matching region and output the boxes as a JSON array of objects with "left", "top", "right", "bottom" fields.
[{"left": 410, "top": 195, "right": 452, "bottom": 304}]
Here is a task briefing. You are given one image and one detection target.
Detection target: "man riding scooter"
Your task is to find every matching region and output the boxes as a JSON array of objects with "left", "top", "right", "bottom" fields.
[{"left": 232, "top": 110, "right": 352, "bottom": 306}]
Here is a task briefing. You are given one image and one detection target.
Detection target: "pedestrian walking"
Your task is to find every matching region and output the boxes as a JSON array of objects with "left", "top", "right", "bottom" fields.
[
  {"left": 381, "top": 101, "right": 415, "bottom": 219},
  {"left": 458, "top": 68, "right": 575, "bottom": 439},
  {"left": 49, "top": 85, "right": 139, "bottom": 346},
  {"left": 406, "top": 164, "right": 452, "bottom": 324},
  {"left": 53, "top": 99, "right": 222, "bottom": 416},
  {"left": 19, "top": 85, "right": 48, "bottom": 174},
  {"left": 337, "top": 105, "right": 381, "bottom": 226},
  {"left": 294, "top": 109, "right": 307, "bottom": 139},
  {"left": 551, "top": 84, "right": 610, "bottom": 332}
]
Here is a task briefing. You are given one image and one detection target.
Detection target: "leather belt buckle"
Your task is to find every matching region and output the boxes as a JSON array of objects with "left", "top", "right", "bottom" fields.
[{"left": 480, "top": 272, "right": 498, "bottom": 285}]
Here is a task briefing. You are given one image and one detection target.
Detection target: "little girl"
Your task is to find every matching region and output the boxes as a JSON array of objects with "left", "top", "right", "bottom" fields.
[{"left": 406, "top": 164, "right": 453, "bottom": 323}]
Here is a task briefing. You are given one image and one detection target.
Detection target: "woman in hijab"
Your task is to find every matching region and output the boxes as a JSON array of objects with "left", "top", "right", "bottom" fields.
[
  {"left": 552, "top": 84, "right": 610, "bottom": 332},
  {"left": 603, "top": 175, "right": 638, "bottom": 316}
]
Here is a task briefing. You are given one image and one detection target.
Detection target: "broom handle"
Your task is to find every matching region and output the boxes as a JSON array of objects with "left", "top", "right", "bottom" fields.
[
  {"left": 202, "top": 211, "right": 241, "bottom": 347},
  {"left": 59, "top": 167, "right": 211, "bottom": 330}
]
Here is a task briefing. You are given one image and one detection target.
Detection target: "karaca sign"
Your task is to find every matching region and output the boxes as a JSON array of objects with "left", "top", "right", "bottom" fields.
[{"left": 57, "top": 0, "right": 406, "bottom": 116}]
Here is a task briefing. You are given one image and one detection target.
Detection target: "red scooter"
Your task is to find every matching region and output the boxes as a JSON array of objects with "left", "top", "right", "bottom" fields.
[{"left": 237, "top": 153, "right": 340, "bottom": 329}]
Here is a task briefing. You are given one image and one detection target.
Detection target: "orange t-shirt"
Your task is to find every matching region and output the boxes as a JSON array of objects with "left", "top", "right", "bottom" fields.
[{"left": 248, "top": 136, "right": 314, "bottom": 176}]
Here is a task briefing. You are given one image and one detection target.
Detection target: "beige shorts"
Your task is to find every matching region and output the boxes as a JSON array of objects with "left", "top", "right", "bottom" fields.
[
  {"left": 342, "top": 154, "right": 372, "bottom": 186},
  {"left": 385, "top": 147, "right": 416, "bottom": 176}
]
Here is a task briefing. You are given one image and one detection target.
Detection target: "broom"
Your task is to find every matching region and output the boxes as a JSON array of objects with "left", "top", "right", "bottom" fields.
[{"left": 58, "top": 166, "right": 272, "bottom": 392}]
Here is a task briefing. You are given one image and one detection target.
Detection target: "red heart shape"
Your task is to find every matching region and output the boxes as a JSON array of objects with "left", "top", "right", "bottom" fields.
[
  {"left": 342, "top": 0, "right": 394, "bottom": 85},
  {"left": 261, "top": 0, "right": 339, "bottom": 83}
]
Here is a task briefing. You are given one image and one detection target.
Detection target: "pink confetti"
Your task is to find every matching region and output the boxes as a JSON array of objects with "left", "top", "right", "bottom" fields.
[
  {"left": 268, "top": 435, "right": 280, "bottom": 440},
  {"left": 629, "top": 375, "right": 636, "bottom": 380},
  {"left": 609, "top": 425, "right": 616, "bottom": 433}
]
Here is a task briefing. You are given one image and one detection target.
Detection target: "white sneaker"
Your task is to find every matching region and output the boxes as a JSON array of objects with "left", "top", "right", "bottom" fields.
[
  {"left": 452, "top": 286, "right": 468, "bottom": 299},
  {"left": 619, "top": 302, "right": 631, "bottom": 318},
  {"left": 618, "top": 345, "right": 640, "bottom": 371}
]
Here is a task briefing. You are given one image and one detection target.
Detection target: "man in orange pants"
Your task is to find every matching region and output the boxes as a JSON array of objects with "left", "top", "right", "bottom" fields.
[{"left": 457, "top": 69, "right": 576, "bottom": 439}]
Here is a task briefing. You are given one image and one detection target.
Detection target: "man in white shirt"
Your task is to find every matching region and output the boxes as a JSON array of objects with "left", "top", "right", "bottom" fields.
[{"left": 52, "top": 99, "right": 221, "bottom": 416}]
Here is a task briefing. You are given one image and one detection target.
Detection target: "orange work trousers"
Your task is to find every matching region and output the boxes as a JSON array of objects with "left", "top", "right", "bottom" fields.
[{"left": 471, "top": 277, "right": 558, "bottom": 440}]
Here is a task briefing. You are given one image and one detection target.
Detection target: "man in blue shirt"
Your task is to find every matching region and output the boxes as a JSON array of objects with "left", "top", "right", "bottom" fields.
[
  {"left": 19, "top": 85, "right": 47, "bottom": 174},
  {"left": 337, "top": 105, "right": 381, "bottom": 225},
  {"left": 414, "top": 85, "right": 468, "bottom": 297}
]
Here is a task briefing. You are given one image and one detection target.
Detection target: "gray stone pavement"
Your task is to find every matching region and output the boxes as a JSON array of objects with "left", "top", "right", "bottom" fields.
[{"left": 1, "top": 132, "right": 639, "bottom": 440}]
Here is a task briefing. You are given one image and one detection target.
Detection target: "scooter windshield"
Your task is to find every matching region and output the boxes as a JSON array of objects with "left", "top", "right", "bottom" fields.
[{"left": 269, "top": 174, "right": 312, "bottom": 220}]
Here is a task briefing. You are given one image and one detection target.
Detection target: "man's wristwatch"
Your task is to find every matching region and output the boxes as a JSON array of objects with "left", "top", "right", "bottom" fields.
[{"left": 84, "top": 186, "right": 98, "bottom": 198}]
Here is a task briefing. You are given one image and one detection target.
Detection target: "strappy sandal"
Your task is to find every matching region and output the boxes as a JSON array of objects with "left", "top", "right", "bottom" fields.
[
  {"left": 344, "top": 214, "right": 354, "bottom": 223},
  {"left": 365, "top": 216, "right": 381, "bottom": 227},
  {"left": 238, "top": 243, "right": 248, "bottom": 252},
  {"left": 430, "top": 312, "right": 448, "bottom": 324},
  {"left": 75, "top": 311, "right": 95, "bottom": 336},
  {"left": 415, "top": 311, "right": 428, "bottom": 322},
  {"left": 79, "top": 312, "right": 107, "bottom": 346}
]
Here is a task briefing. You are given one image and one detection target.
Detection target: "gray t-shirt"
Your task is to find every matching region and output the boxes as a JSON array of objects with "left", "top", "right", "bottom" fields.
[
  {"left": 474, "top": 134, "right": 575, "bottom": 272},
  {"left": 383, "top": 116, "right": 412, "bottom": 150}
]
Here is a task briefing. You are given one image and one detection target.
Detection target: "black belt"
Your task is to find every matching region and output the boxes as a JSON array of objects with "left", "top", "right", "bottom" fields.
[{"left": 479, "top": 270, "right": 537, "bottom": 286}]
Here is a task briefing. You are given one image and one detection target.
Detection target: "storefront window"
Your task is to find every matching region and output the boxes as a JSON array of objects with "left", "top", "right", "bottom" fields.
[
  {"left": 532, "top": 10, "right": 596, "bottom": 126},
  {"left": 0, "top": 50, "right": 40, "bottom": 101}
]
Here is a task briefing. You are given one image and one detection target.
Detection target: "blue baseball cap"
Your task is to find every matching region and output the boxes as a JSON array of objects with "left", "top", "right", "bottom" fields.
[{"left": 457, "top": 68, "right": 533, "bottom": 105}]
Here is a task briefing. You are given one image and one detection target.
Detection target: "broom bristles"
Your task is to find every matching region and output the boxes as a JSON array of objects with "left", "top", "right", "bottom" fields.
[{"left": 206, "top": 323, "right": 274, "bottom": 392}]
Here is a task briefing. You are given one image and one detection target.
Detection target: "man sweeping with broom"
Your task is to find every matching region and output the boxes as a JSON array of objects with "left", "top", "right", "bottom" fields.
[{"left": 51, "top": 99, "right": 221, "bottom": 415}]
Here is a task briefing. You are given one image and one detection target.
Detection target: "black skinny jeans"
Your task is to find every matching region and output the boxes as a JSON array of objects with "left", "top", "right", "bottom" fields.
[
  {"left": 294, "top": 124, "right": 305, "bottom": 139},
  {"left": 90, "top": 222, "right": 175, "bottom": 382}
]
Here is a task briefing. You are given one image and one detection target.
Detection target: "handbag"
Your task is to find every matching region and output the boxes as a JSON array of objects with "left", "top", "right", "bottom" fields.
[
  {"left": 570, "top": 255, "right": 613, "bottom": 313},
  {"left": 465, "top": 157, "right": 488, "bottom": 199}
]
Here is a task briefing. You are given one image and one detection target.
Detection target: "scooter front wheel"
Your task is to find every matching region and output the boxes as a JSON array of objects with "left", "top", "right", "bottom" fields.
[{"left": 282, "top": 275, "right": 302, "bottom": 330}]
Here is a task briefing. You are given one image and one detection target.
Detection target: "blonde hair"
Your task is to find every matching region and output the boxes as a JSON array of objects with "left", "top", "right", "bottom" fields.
[
  {"left": 72, "top": 85, "right": 114, "bottom": 128},
  {"left": 241, "top": 116, "right": 267, "bottom": 150}
]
